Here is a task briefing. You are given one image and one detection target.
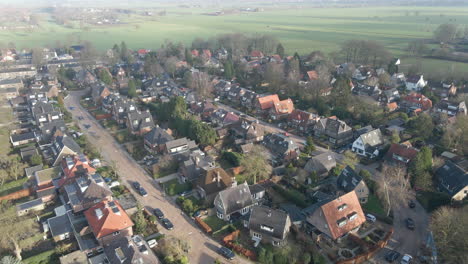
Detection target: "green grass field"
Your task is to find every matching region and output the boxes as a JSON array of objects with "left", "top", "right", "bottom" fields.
[{"left": 1, "top": 6, "right": 468, "bottom": 73}]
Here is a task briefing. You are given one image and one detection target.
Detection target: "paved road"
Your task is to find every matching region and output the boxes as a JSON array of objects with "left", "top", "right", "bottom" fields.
[{"left": 65, "top": 91, "right": 250, "bottom": 264}]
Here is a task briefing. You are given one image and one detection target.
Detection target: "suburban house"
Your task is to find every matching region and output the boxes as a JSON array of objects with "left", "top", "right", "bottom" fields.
[
  {"left": 263, "top": 133, "right": 300, "bottom": 165},
  {"left": 91, "top": 82, "right": 111, "bottom": 104},
  {"left": 240, "top": 89, "right": 259, "bottom": 109},
  {"left": 34, "top": 166, "right": 62, "bottom": 202},
  {"left": 189, "top": 101, "right": 216, "bottom": 120},
  {"left": 247, "top": 205, "right": 292, "bottom": 247},
  {"left": 16, "top": 198, "right": 45, "bottom": 216},
  {"left": 62, "top": 173, "right": 113, "bottom": 213},
  {"left": 210, "top": 109, "right": 240, "bottom": 127},
  {"left": 250, "top": 50, "right": 264, "bottom": 60},
  {"left": 435, "top": 160, "right": 468, "bottom": 201},
  {"left": 337, "top": 166, "right": 370, "bottom": 203},
  {"left": 314, "top": 117, "right": 353, "bottom": 146},
  {"left": 196, "top": 167, "right": 235, "bottom": 205},
  {"left": 179, "top": 150, "right": 215, "bottom": 183},
  {"left": 214, "top": 182, "right": 254, "bottom": 221},
  {"left": 163, "top": 137, "right": 197, "bottom": 155},
  {"left": 379, "top": 88, "right": 400, "bottom": 103},
  {"left": 304, "top": 191, "right": 366, "bottom": 240},
  {"left": 405, "top": 75, "right": 427, "bottom": 91},
  {"left": 256, "top": 94, "right": 280, "bottom": 114},
  {"left": 39, "top": 120, "right": 67, "bottom": 144},
  {"left": 126, "top": 110, "right": 155, "bottom": 136},
  {"left": 48, "top": 213, "right": 74, "bottom": 242},
  {"left": 270, "top": 98, "right": 295, "bottom": 120},
  {"left": 101, "top": 235, "right": 160, "bottom": 264},
  {"left": 384, "top": 143, "right": 419, "bottom": 167},
  {"left": 434, "top": 100, "right": 467, "bottom": 117},
  {"left": 429, "top": 81, "right": 458, "bottom": 97},
  {"left": 50, "top": 135, "right": 81, "bottom": 166},
  {"left": 401, "top": 93, "right": 433, "bottom": 112},
  {"left": 111, "top": 97, "right": 137, "bottom": 124},
  {"left": 59, "top": 155, "right": 97, "bottom": 186},
  {"left": 229, "top": 118, "right": 265, "bottom": 143},
  {"left": 32, "top": 101, "right": 62, "bottom": 127},
  {"left": 351, "top": 128, "right": 384, "bottom": 158},
  {"left": 84, "top": 200, "right": 134, "bottom": 245},
  {"left": 227, "top": 86, "right": 245, "bottom": 102},
  {"left": 143, "top": 126, "right": 174, "bottom": 153},
  {"left": 304, "top": 151, "right": 337, "bottom": 177},
  {"left": 25, "top": 164, "right": 43, "bottom": 178},
  {"left": 287, "top": 109, "right": 320, "bottom": 134},
  {"left": 10, "top": 131, "right": 37, "bottom": 146}
]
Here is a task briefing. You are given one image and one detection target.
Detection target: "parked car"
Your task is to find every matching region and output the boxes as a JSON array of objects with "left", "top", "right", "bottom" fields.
[
  {"left": 365, "top": 213, "right": 376, "bottom": 223},
  {"left": 147, "top": 239, "right": 158, "bottom": 248},
  {"left": 408, "top": 200, "right": 416, "bottom": 209},
  {"left": 405, "top": 218, "right": 415, "bottom": 230},
  {"left": 153, "top": 208, "right": 164, "bottom": 219},
  {"left": 84, "top": 124, "right": 91, "bottom": 129},
  {"left": 385, "top": 250, "right": 401, "bottom": 263},
  {"left": 161, "top": 218, "right": 174, "bottom": 230},
  {"left": 180, "top": 190, "right": 191, "bottom": 197},
  {"left": 219, "top": 246, "right": 235, "bottom": 260},
  {"left": 133, "top": 181, "right": 141, "bottom": 190},
  {"left": 139, "top": 187, "right": 148, "bottom": 197},
  {"left": 192, "top": 208, "right": 208, "bottom": 218},
  {"left": 400, "top": 254, "right": 413, "bottom": 264}
]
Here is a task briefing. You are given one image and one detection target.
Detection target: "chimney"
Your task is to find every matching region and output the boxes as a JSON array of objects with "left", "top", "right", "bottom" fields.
[
  {"left": 216, "top": 171, "right": 221, "bottom": 188},
  {"left": 267, "top": 210, "right": 272, "bottom": 217}
]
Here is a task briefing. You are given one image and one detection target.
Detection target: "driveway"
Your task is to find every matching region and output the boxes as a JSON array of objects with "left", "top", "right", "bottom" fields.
[{"left": 65, "top": 91, "right": 251, "bottom": 264}]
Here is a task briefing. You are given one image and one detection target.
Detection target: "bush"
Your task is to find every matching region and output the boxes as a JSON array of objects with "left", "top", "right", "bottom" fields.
[
  {"left": 222, "top": 151, "right": 243, "bottom": 167},
  {"left": 417, "top": 191, "right": 451, "bottom": 212},
  {"left": 272, "top": 185, "right": 308, "bottom": 208}
]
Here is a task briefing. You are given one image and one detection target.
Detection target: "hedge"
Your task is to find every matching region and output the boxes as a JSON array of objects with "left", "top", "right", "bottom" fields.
[{"left": 272, "top": 185, "right": 308, "bottom": 208}]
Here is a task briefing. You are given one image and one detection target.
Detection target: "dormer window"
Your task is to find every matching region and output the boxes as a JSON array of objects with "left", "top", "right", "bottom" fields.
[{"left": 337, "top": 204, "right": 348, "bottom": 211}]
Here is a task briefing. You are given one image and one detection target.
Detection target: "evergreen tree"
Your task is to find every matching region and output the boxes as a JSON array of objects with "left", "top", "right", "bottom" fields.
[
  {"left": 128, "top": 79, "right": 137, "bottom": 98},
  {"left": 185, "top": 48, "right": 193, "bottom": 65},
  {"left": 276, "top": 43, "right": 285, "bottom": 58},
  {"left": 224, "top": 60, "right": 234, "bottom": 80}
]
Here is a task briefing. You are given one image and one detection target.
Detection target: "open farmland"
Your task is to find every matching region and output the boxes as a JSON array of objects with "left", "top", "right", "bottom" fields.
[{"left": 1, "top": 6, "right": 468, "bottom": 73}]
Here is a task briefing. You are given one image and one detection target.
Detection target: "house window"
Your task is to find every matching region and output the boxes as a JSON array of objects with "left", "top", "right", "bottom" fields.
[
  {"left": 216, "top": 211, "right": 223, "bottom": 219},
  {"left": 241, "top": 207, "right": 249, "bottom": 214},
  {"left": 272, "top": 240, "right": 280, "bottom": 246},
  {"left": 113, "top": 231, "right": 120, "bottom": 236},
  {"left": 253, "top": 232, "right": 262, "bottom": 239}
]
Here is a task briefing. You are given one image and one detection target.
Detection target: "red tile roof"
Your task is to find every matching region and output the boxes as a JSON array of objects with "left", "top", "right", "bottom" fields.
[
  {"left": 288, "top": 109, "right": 315, "bottom": 122},
  {"left": 202, "top": 49, "right": 212, "bottom": 58},
  {"left": 385, "top": 143, "right": 419, "bottom": 164},
  {"left": 272, "top": 99, "right": 294, "bottom": 115},
  {"left": 191, "top": 49, "right": 199, "bottom": 57},
  {"left": 250, "top": 50, "right": 264, "bottom": 58},
  {"left": 59, "top": 155, "right": 96, "bottom": 186},
  {"left": 137, "top": 49, "right": 149, "bottom": 55},
  {"left": 307, "top": 70, "right": 318, "bottom": 81},
  {"left": 84, "top": 200, "right": 133, "bottom": 239},
  {"left": 257, "top": 94, "right": 280, "bottom": 110},
  {"left": 314, "top": 191, "right": 366, "bottom": 240},
  {"left": 387, "top": 102, "right": 398, "bottom": 111},
  {"left": 403, "top": 93, "right": 432, "bottom": 111}
]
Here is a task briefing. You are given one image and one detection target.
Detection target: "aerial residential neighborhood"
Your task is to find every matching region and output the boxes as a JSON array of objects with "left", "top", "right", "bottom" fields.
[{"left": 0, "top": 1, "right": 467, "bottom": 264}]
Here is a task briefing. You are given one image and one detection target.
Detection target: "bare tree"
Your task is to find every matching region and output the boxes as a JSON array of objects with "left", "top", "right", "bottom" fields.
[
  {"left": 0, "top": 217, "right": 34, "bottom": 260},
  {"left": 378, "top": 165, "right": 413, "bottom": 216},
  {"left": 240, "top": 145, "right": 272, "bottom": 184},
  {"left": 164, "top": 56, "right": 178, "bottom": 78},
  {"left": 430, "top": 206, "right": 468, "bottom": 263},
  {"left": 191, "top": 72, "right": 213, "bottom": 99}
]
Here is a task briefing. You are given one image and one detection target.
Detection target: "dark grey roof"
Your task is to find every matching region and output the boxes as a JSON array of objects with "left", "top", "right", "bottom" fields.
[
  {"left": 249, "top": 184, "right": 265, "bottom": 195},
  {"left": 358, "top": 129, "right": 383, "bottom": 148},
  {"left": 337, "top": 166, "right": 363, "bottom": 193},
  {"left": 144, "top": 126, "right": 174, "bottom": 145},
  {"left": 436, "top": 160, "right": 468, "bottom": 196},
  {"left": 279, "top": 203, "right": 305, "bottom": 223},
  {"left": 248, "top": 205, "right": 290, "bottom": 240},
  {"left": 217, "top": 182, "right": 254, "bottom": 215},
  {"left": 16, "top": 198, "right": 43, "bottom": 211},
  {"left": 48, "top": 214, "right": 73, "bottom": 237},
  {"left": 11, "top": 131, "right": 36, "bottom": 142},
  {"left": 127, "top": 110, "right": 154, "bottom": 132},
  {"left": 0, "top": 78, "right": 22, "bottom": 85},
  {"left": 55, "top": 135, "right": 81, "bottom": 153},
  {"left": 103, "top": 236, "right": 160, "bottom": 264},
  {"left": 165, "top": 137, "right": 197, "bottom": 151},
  {"left": 304, "top": 151, "right": 336, "bottom": 175},
  {"left": 25, "top": 164, "right": 43, "bottom": 178},
  {"left": 263, "top": 133, "right": 299, "bottom": 158}
]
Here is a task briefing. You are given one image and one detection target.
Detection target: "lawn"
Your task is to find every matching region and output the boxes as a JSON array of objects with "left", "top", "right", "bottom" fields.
[
  {"left": 203, "top": 215, "right": 228, "bottom": 233},
  {"left": 0, "top": 177, "right": 28, "bottom": 197},
  {"left": 22, "top": 249, "right": 59, "bottom": 264},
  {"left": 2, "top": 6, "right": 468, "bottom": 75},
  {"left": 362, "top": 194, "right": 385, "bottom": 216},
  {"left": 163, "top": 179, "right": 192, "bottom": 196},
  {"left": 0, "top": 127, "right": 12, "bottom": 156}
]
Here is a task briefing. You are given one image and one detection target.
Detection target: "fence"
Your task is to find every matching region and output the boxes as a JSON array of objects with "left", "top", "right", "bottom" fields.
[
  {"left": 0, "top": 188, "right": 32, "bottom": 202},
  {"left": 222, "top": 230, "right": 257, "bottom": 261}
]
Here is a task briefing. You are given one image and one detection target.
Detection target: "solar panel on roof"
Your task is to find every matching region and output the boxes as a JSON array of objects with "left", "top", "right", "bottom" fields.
[{"left": 112, "top": 207, "right": 120, "bottom": 214}]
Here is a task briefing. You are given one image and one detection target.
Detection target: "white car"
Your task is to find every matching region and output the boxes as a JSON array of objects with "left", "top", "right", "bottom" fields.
[
  {"left": 147, "top": 239, "right": 158, "bottom": 248},
  {"left": 365, "top": 213, "right": 376, "bottom": 223},
  {"left": 400, "top": 254, "right": 412, "bottom": 264}
]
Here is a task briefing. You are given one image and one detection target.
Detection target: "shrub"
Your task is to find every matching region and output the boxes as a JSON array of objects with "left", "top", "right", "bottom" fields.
[{"left": 272, "top": 185, "right": 308, "bottom": 208}]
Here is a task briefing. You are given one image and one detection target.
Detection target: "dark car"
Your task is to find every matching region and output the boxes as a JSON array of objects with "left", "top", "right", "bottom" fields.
[
  {"left": 139, "top": 187, "right": 148, "bottom": 197},
  {"left": 153, "top": 208, "right": 164, "bottom": 219},
  {"left": 408, "top": 200, "right": 416, "bottom": 209},
  {"left": 133, "top": 181, "right": 141, "bottom": 190},
  {"left": 405, "top": 218, "right": 415, "bottom": 230},
  {"left": 219, "top": 246, "right": 235, "bottom": 260},
  {"left": 192, "top": 208, "right": 208, "bottom": 218},
  {"left": 84, "top": 124, "right": 91, "bottom": 129},
  {"left": 385, "top": 250, "right": 401, "bottom": 262},
  {"left": 161, "top": 218, "right": 174, "bottom": 230}
]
